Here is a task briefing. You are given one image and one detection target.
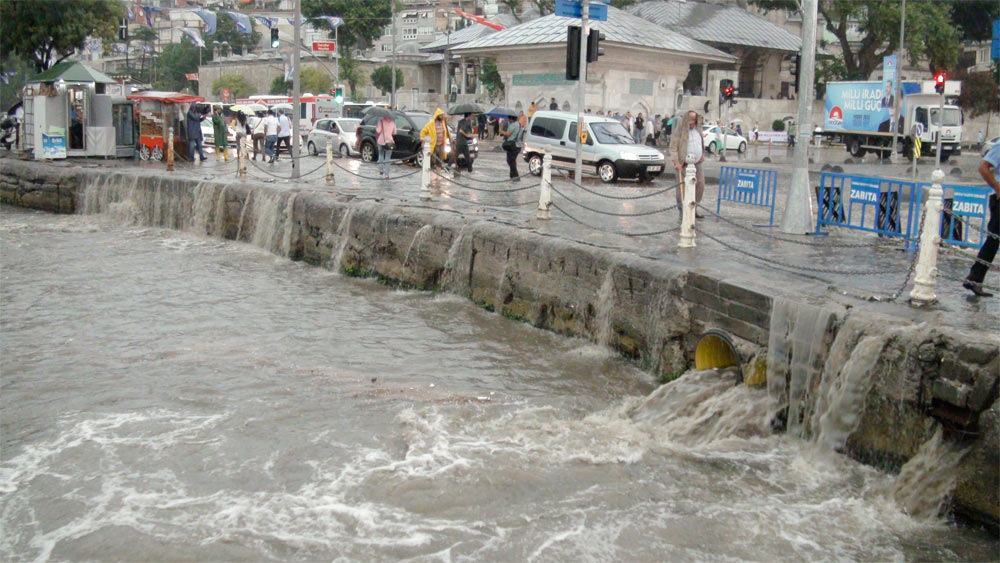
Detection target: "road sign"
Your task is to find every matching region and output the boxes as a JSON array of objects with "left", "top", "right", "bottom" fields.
[
  {"left": 554, "top": 0, "right": 607, "bottom": 22},
  {"left": 312, "top": 41, "right": 336, "bottom": 52}
]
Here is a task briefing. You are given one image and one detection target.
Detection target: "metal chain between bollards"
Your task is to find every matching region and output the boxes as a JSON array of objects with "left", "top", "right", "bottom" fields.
[
  {"left": 429, "top": 167, "right": 538, "bottom": 193},
  {"left": 566, "top": 177, "right": 680, "bottom": 200},
  {"left": 331, "top": 158, "right": 422, "bottom": 181},
  {"left": 696, "top": 203, "right": 893, "bottom": 249},
  {"left": 550, "top": 185, "right": 678, "bottom": 217},
  {"left": 550, "top": 202, "right": 680, "bottom": 237}
]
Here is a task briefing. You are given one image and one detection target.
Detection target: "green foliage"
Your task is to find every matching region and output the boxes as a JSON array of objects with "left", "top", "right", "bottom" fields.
[
  {"left": 500, "top": 0, "right": 522, "bottom": 21},
  {"left": 813, "top": 57, "right": 850, "bottom": 99},
  {"left": 531, "top": 0, "right": 554, "bottom": 16},
  {"left": 609, "top": 0, "right": 638, "bottom": 8},
  {"left": 212, "top": 74, "right": 254, "bottom": 100},
  {"left": 154, "top": 39, "right": 209, "bottom": 94},
  {"left": 479, "top": 58, "right": 504, "bottom": 97},
  {"left": 370, "top": 66, "right": 403, "bottom": 95},
  {"left": 269, "top": 76, "right": 288, "bottom": 96},
  {"left": 0, "top": 55, "right": 34, "bottom": 112},
  {"left": 772, "top": 119, "right": 785, "bottom": 132},
  {"left": 950, "top": 0, "right": 998, "bottom": 42},
  {"left": 303, "top": 0, "right": 391, "bottom": 52},
  {"left": 338, "top": 52, "right": 365, "bottom": 100},
  {"left": 210, "top": 11, "right": 261, "bottom": 56},
  {"left": 657, "top": 370, "right": 685, "bottom": 385},
  {"left": 133, "top": 27, "right": 158, "bottom": 81},
  {"left": 301, "top": 67, "right": 333, "bottom": 95},
  {"left": 0, "top": 0, "right": 125, "bottom": 72},
  {"left": 956, "top": 68, "right": 1000, "bottom": 119}
]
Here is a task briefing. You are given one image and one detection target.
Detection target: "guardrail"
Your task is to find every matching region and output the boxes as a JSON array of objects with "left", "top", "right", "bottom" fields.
[
  {"left": 922, "top": 183, "right": 992, "bottom": 250},
  {"left": 717, "top": 166, "right": 779, "bottom": 226},
  {"left": 815, "top": 172, "right": 920, "bottom": 245}
]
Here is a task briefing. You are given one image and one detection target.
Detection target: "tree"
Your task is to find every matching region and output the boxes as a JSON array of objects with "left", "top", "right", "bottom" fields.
[
  {"left": 154, "top": 38, "right": 209, "bottom": 94},
  {"left": 750, "top": 0, "right": 960, "bottom": 80},
  {"left": 212, "top": 74, "right": 254, "bottom": 99},
  {"left": 950, "top": 0, "right": 997, "bottom": 42},
  {"left": 133, "top": 27, "right": 158, "bottom": 82},
  {"left": 370, "top": 66, "right": 403, "bottom": 95},
  {"left": 956, "top": 68, "right": 1000, "bottom": 119},
  {"left": 339, "top": 52, "right": 365, "bottom": 100},
  {"left": 269, "top": 67, "right": 333, "bottom": 96},
  {"left": 270, "top": 76, "right": 288, "bottom": 95},
  {"left": 530, "top": 0, "right": 553, "bottom": 16},
  {"left": 0, "top": 55, "right": 34, "bottom": 112},
  {"left": 609, "top": 0, "right": 638, "bottom": 8},
  {"left": 209, "top": 12, "right": 261, "bottom": 56},
  {"left": 0, "top": 0, "right": 125, "bottom": 72},
  {"left": 500, "top": 0, "right": 523, "bottom": 22},
  {"left": 303, "top": 0, "right": 391, "bottom": 52},
  {"left": 479, "top": 58, "right": 504, "bottom": 98}
]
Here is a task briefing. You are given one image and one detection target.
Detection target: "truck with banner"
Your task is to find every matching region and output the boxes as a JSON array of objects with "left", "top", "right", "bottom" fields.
[{"left": 820, "top": 80, "right": 964, "bottom": 161}]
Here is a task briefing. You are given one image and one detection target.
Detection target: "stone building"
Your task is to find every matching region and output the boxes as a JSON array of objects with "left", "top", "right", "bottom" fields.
[{"left": 451, "top": 5, "right": 735, "bottom": 118}]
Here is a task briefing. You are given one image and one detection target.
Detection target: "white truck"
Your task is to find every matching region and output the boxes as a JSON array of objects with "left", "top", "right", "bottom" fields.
[{"left": 820, "top": 80, "right": 963, "bottom": 160}]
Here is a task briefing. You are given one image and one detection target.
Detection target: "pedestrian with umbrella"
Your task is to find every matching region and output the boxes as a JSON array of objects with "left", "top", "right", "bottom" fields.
[
  {"left": 364, "top": 106, "right": 398, "bottom": 179},
  {"left": 494, "top": 107, "right": 522, "bottom": 180}
]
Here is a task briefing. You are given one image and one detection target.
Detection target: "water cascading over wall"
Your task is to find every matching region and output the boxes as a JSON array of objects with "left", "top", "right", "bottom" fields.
[{"left": 0, "top": 160, "right": 996, "bottom": 527}]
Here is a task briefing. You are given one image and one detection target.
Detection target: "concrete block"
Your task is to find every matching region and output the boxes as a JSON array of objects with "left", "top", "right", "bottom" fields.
[
  {"left": 717, "top": 281, "right": 772, "bottom": 313},
  {"left": 932, "top": 378, "right": 971, "bottom": 409}
]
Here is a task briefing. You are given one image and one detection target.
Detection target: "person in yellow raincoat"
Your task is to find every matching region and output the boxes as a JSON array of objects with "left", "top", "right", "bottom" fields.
[{"left": 419, "top": 108, "right": 457, "bottom": 172}]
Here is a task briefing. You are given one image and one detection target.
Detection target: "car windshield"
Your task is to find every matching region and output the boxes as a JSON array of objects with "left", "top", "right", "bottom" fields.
[
  {"left": 590, "top": 122, "right": 634, "bottom": 144},
  {"left": 338, "top": 119, "right": 360, "bottom": 133},
  {"left": 929, "top": 108, "right": 961, "bottom": 126}
]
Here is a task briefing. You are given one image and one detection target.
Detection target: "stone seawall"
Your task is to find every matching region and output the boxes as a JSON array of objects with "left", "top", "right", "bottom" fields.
[{"left": 2, "top": 160, "right": 996, "bottom": 528}]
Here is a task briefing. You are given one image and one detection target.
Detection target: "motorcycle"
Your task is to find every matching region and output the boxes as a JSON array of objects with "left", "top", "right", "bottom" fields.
[{"left": 0, "top": 117, "right": 16, "bottom": 151}]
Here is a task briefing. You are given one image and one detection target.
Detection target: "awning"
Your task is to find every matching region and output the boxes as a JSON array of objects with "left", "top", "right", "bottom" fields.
[
  {"left": 28, "top": 62, "right": 117, "bottom": 84},
  {"left": 127, "top": 91, "right": 205, "bottom": 104}
]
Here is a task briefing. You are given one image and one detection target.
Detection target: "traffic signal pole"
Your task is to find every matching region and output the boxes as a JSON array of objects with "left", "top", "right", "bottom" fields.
[
  {"left": 574, "top": 1, "right": 588, "bottom": 182},
  {"left": 779, "top": 0, "right": 818, "bottom": 234},
  {"left": 291, "top": 0, "right": 301, "bottom": 179}
]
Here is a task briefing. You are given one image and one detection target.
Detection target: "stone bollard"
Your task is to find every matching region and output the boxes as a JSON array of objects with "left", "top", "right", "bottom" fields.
[
  {"left": 420, "top": 140, "right": 431, "bottom": 201},
  {"left": 166, "top": 126, "right": 175, "bottom": 171},
  {"left": 537, "top": 150, "right": 552, "bottom": 220},
  {"left": 678, "top": 155, "right": 697, "bottom": 248},
  {"left": 326, "top": 138, "right": 334, "bottom": 186},
  {"left": 910, "top": 169, "right": 945, "bottom": 305},
  {"left": 238, "top": 140, "right": 247, "bottom": 179}
]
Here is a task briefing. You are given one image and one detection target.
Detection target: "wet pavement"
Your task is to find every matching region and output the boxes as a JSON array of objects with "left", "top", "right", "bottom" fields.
[{"left": 4, "top": 140, "right": 997, "bottom": 333}]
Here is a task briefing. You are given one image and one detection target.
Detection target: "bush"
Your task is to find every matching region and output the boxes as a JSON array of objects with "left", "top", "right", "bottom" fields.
[{"left": 772, "top": 120, "right": 785, "bottom": 131}]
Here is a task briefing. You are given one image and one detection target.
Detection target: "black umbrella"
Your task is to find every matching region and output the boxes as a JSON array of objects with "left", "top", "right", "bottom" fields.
[
  {"left": 448, "top": 102, "right": 485, "bottom": 115},
  {"left": 363, "top": 105, "right": 394, "bottom": 119},
  {"left": 487, "top": 106, "right": 518, "bottom": 119}
]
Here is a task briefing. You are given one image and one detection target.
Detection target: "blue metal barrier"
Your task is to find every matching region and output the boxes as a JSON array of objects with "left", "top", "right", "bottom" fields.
[
  {"left": 717, "top": 166, "right": 779, "bottom": 226},
  {"left": 815, "top": 172, "right": 920, "bottom": 244},
  {"left": 919, "top": 183, "right": 992, "bottom": 249}
]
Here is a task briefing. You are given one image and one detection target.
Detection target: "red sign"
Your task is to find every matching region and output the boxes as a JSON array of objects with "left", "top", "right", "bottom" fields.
[
  {"left": 185, "top": 73, "right": 199, "bottom": 81},
  {"left": 312, "top": 41, "right": 336, "bottom": 52},
  {"left": 221, "top": 88, "right": 231, "bottom": 103}
]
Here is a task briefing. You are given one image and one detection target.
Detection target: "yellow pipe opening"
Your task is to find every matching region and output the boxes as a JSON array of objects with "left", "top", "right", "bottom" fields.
[{"left": 694, "top": 331, "right": 740, "bottom": 372}]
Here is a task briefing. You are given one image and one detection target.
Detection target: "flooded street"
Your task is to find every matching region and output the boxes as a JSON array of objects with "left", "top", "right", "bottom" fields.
[{"left": 1, "top": 205, "right": 996, "bottom": 562}]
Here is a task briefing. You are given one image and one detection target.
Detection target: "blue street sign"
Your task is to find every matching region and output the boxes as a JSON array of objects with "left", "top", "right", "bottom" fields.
[{"left": 554, "top": 0, "right": 608, "bottom": 21}]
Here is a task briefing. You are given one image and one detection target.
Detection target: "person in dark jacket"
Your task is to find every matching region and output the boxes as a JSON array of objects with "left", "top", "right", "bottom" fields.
[
  {"left": 186, "top": 105, "right": 207, "bottom": 162},
  {"left": 549, "top": 97, "right": 558, "bottom": 110}
]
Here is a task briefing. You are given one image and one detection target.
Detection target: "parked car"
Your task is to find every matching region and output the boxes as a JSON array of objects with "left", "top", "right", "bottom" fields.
[
  {"left": 522, "top": 110, "right": 666, "bottom": 183},
  {"left": 701, "top": 125, "right": 747, "bottom": 154},
  {"left": 355, "top": 110, "right": 425, "bottom": 165},
  {"left": 305, "top": 117, "right": 361, "bottom": 157}
]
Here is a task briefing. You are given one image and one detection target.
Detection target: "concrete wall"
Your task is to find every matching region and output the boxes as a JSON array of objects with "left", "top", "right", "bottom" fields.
[{"left": 1, "top": 159, "right": 996, "bottom": 529}]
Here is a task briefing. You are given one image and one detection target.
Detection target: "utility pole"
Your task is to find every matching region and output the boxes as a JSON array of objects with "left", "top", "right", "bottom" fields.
[
  {"left": 390, "top": 0, "right": 397, "bottom": 108},
  {"left": 891, "top": 0, "right": 905, "bottom": 163},
  {"left": 292, "top": 0, "right": 302, "bottom": 179},
  {"left": 778, "top": 0, "right": 818, "bottom": 234},
  {"left": 574, "top": 0, "right": 588, "bottom": 182}
]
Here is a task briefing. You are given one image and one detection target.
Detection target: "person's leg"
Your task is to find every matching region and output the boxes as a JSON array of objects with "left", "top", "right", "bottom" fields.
[
  {"left": 378, "top": 145, "right": 389, "bottom": 176},
  {"left": 506, "top": 148, "right": 518, "bottom": 178},
  {"left": 460, "top": 144, "right": 471, "bottom": 172},
  {"left": 197, "top": 138, "right": 207, "bottom": 161},
  {"left": 967, "top": 194, "right": 999, "bottom": 285}
]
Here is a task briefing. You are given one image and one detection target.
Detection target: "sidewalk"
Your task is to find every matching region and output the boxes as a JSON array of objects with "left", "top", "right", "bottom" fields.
[{"left": 4, "top": 145, "right": 996, "bottom": 332}]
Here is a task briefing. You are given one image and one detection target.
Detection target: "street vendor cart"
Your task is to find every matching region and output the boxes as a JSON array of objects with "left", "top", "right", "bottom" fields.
[{"left": 126, "top": 91, "right": 204, "bottom": 162}]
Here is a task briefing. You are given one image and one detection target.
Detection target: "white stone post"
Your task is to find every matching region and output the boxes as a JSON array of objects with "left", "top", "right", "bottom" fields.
[
  {"left": 910, "top": 169, "right": 945, "bottom": 305},
  {"left": 420, "top": 140, "right": 431, "bottom": 201},
  {"left": 326, "top": 138, "right": 334, "bottom": 186},
  {"left": 537, "top": 150, "right": 552, "bottom": 220},
  {"left": 679, "top": 155, "right": 697, "bottom": 248},
  {"left": 166, "top": 126, "right": 175, "bottom": 171}
]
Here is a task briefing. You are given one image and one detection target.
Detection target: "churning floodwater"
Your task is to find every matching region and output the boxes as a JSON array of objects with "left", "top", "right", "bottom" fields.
[{"left": 1, "top": 204, "right": 997, "bottom": 562}]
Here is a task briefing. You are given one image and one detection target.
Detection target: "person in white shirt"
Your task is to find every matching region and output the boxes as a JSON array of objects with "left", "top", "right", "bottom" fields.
[
  {"left": 262, "top": 110, "right": 280, "bottom": 163},
  {"left": 669, "top": 110, "right": 705, "bottom": 217},
  {"left": 249, "top": 113, "right": 266, "bottom": 160},
  {"left": 275, "top": 109, "right": 292, "bottom": 163}
]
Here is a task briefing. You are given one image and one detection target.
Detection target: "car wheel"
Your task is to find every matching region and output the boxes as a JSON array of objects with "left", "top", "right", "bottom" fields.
[
  {"left": 597, "top": 161, "right": 617, "bottom": 183},
  {"left": 414, "top": 150, "right": 424, "bottom": 167},
  {"left": 339, "top": 143, "right": 349, "bottom": 157},
  {"left": 527, "top": 153, "right": 543, "bottom": 176},
  {"left": 738, "top": 141, "right": 746, "bottom": 153},
  {"left": 360, "top": 141, "right": 376, "bottom": 162},
  {"left": 308, "top": 141, "right": 317, "bottom": 156},
  {"left": 151, "top": 146, "right": 163, "bottom": 161},
  {"left": 139, "top": 145, "right": 151, "bottom": 161}
]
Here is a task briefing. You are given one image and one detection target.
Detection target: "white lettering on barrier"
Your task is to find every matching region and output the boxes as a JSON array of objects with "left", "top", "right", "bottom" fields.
[
  {"left": 850, "top": 188, "right": 879, "bottom": 203},
  {"left": 736, "top": 178, "right": 755, "bottom": 190},
  {"left": 953, "top": 200, "right": 985, "bottom": 215}
]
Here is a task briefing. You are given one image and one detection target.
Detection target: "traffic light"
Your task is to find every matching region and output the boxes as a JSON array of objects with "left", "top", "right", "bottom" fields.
[
  {"left": 270, "top": 28, "right": 280, "bottom": 49},
  {"left": 334, "top": 85, "right": 344, "bottom": 103},
  {"left": 790, "top": 54, "right": 800, "bottom": 83},
  {"left": 586, "top": 28, "right": 605, "bottom": 62},
  {"left": 118, "top": 17, "right": 128, "bottom": 41},
  {"left": 720, "top": 79, "right": 734, "bottom": 101},
  {"left": 566, "top": 25, "right": 581, "bottom": 81},
  {"left": 934, "top": 71, "right": 946, "bottom": 94}
]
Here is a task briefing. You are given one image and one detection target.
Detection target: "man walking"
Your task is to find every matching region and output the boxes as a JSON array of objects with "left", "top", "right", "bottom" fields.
[
  {"left": 262, "top": 109, "right": 279, "bottom": 164},
  {"left": 186, "top": 104, "right": 207, "bottom": 162},
  {"left": 275, "top": 109, "right": 292, "bottom": 164},
  {"left": 456, "top": 112, "right": 475, "bottom": 173},
  {"left": 669, "top": 110, "right": 705, "bottom": 218},
  {"left": 963, "top": 142, "right": 1000, "bottom": 296}
]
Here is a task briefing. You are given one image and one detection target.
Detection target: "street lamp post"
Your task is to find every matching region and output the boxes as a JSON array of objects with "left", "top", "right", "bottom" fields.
[
  {"left": 390, "top": 0, "right": 396, "bottom": 108},
  {"left": 291, "top": 0, "right": 302, "bottom": 179}
]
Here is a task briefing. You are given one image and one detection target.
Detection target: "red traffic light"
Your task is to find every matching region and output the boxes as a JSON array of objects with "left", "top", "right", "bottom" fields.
[{"left": 935, "top": 73, "right": 945, "bottom": 84}]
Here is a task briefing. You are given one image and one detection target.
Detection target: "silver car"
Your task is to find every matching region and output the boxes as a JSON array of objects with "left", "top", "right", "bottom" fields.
[
  {"left": 522, "top": 111, "right": 666, "bottom": 183},
  {"left": 306, "top": 118, "right": 361, "bottom": 157}
]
